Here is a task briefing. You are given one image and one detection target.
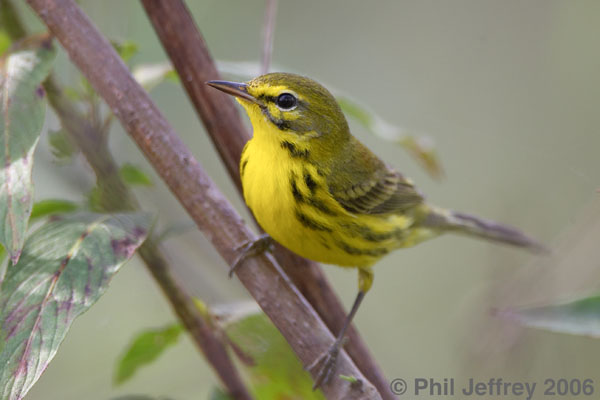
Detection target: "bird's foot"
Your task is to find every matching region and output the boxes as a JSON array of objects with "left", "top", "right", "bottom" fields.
[
  {"left": 229, "top": 233, "right": 273, "bottom": 277},
  {"left": 306, "top": 336, "right": 348, "bottom": 390}
]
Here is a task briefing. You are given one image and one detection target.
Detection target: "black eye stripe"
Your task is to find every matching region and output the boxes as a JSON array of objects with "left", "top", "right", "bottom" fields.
[
  {"left": 258, "top": 95, "right": 277, "bottom": 103},
  {"left": 257, "top": 93, "right": 307, "bottom": 132}
]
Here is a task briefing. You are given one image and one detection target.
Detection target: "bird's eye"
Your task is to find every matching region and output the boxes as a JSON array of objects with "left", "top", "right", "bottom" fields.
[{"left": 276, "top": 93, "right": 297, "bottom": 110}]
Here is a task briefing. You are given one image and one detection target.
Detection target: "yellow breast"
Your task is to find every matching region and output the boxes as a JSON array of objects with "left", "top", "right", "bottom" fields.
[{"left": 239, "top": 119, "right": 423, "bottom": 268}]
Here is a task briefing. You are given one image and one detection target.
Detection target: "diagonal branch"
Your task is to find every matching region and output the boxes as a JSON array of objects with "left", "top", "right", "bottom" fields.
[
  {"left": 4, "top": 2, "right": 251, "bottom": 398},
  {"left": 24, "top": 0, "right": 380, "bottom": 398},
  {"left": 139, "top": 1, "right": 394, "bottom": 398}
]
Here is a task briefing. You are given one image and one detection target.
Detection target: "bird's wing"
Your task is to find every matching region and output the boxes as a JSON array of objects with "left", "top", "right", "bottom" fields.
[
  {"left": 326, "top": 136, "right": 424, "bottom": 215},
  {"left": 330, "top": 165, "right": 424, "bottom": 214}
]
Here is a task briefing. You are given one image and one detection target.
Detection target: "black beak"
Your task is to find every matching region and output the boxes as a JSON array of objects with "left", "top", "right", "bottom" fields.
[{"left": 206, "top": 80, "right": 263, "bottom": 106}]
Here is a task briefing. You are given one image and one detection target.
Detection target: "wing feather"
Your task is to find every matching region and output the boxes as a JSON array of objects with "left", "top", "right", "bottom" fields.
[{"left": 331, "top": 166, "right": 423, "bottom": 215}]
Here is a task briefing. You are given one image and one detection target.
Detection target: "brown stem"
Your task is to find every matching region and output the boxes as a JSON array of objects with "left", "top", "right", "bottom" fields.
[
  {"left": 138, "top": 239, "right": 254, "bottom": 400},
  {"left": 140, "top": 1, "right": 394, "bottom": 398},
  {"left": 24, "top": 0, "right": 380, "bottom": 398},
  {"left": 5, "top": 1, "right": 252, "bottom": 398},
  {"left": 45, "top": 79, "right": 252, "bottom": 400}
]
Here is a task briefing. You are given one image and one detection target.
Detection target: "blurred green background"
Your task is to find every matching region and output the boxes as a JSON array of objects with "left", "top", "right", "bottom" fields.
[{"left": 11, "top": 0, "right": 600, "bottom": 398}]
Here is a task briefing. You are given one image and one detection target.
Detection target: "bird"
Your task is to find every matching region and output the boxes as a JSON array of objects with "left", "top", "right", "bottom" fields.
[{"left": 207, "top": 73, "right": 543, "bottom": 388}]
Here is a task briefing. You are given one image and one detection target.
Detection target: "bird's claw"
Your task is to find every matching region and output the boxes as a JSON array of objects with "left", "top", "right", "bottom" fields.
[
  {"left": 229, "top": 233, "right": 273, "bottom": 277},
  {"left": 306, "top": 336, "right": 348, "bottom": 390}
]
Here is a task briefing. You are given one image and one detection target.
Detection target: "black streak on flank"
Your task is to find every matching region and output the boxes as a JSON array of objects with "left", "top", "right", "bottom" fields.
[
  {"left": 290, "top": 174, "right": 304, "bottom": 202},
  {"left": 341, "top": 222, "right": 403, "bottom": 242},
  {"left": 291, "top": 173, "right": 337, "bottom": 216},
  {"left": 309, "top": 198, "right": 337, "bottom": 216},
  {"left": 280, "top": 141, "right": 310, "bottom": 159},
  {"left": 336, "top": 240, "right": 389, "bottom": 257},
  {"left": 304, "top": 171, "right": 317, "bottom": 194},
  {"left": 240, "top": 159, "right": 248, "bottom": 177},
  {"left": 295, "top": 210, "right": 332, "bottom": 232}
]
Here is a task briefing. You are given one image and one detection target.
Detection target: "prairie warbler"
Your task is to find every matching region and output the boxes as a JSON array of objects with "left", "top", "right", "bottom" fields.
[{"left": 207, "top": 73, "right": 542, "bottom": 388}]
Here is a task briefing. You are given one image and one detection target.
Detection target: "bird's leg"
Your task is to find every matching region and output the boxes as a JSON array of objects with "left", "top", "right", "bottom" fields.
[
  {"left": 229, "top": 233, "right": 273, "bottom": 277},
  {"left": 307, "top": 267, "right": 373, "bottom": 389}
]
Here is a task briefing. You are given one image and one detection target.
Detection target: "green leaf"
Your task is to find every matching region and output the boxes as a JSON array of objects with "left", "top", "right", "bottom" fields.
[
  {"left": 115, "top": 324, "right": 184, "bottom": 385},
  {"left": 0, "top": 31, "right": 11, "bottom": 55},
  {"left": 114, "top": 301, "right": 322, "bottom": 398},
  {"left": 0, "top": 212, "right": 151, "bottom": 400},
  {"left": 397, "top": 135, "right": 443, "bottom": 180},
  {"left": 86, "top": 185, "right": 102, "bottom": 212},
  {"left": 62, "top": 85, "right": 82, "bottom": 102},
  {"left": 112, "top": 40, "right": 139, "bottom": 63},
  {"left": 337, "top": 96, "right": 444, "bottom": 180},
  {"left": 132, "top": 62, "right": 178, "bottom": 92},
  {"left": 339, "top": 375, "right": 359, "bottom": 383},
  {"left": 0, "top": 34, "right": 56, "bottom": 264},
  {"left": 120, "top": 163, "right": 153, "bottom": 187},
  {"left": 220, "top": 303, "right": 325, "bottom": 400},
  {"left": 48, "top": 129, "right": 77, "bottom": 163},
  {"left": 114, "top": 300, "right": 210, "bottom": 385},
  {"left": 30, "top": 199, "right": 79, "bottom": 221},
  {"left": 336, "top": 96, "right": 374, "bottom": 129},
  {"left": 80, "top": 76, "right": 95, "bottom": 98},
  {"left": 500, "top": 294, "right": 600, "bottom": 337}
]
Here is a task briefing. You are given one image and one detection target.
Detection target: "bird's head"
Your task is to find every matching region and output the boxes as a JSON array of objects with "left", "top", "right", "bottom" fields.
[{"left": 207, "top": 73, "right": 349, "bottom": 142}]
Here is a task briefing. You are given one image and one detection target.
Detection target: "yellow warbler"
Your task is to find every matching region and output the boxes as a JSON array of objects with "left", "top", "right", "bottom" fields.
[{"left": 208, "top": 73, "right": 542, "bottom": 388}]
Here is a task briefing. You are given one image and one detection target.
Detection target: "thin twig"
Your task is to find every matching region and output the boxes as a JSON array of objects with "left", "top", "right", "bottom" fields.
[
  {"left": 139, "top": 1, "right": 394, "bottom": 398},
  {"left": 24, "top": 0, "right": 380, "bottom": 398},
  {"left": 6, "top": 2, "right": 252, "bottom": 398},
  {"left": 261, "top": 0, "right": 277, "bottom": 74}
]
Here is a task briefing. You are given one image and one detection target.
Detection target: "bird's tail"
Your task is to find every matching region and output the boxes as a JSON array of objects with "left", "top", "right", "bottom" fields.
[{"left": 421, "top": 206, "right": 547, "bottom": 253}]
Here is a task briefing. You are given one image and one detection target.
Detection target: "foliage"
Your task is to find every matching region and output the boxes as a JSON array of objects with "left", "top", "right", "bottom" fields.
[
  {"left": 0, "top": 31, "right": 11, "bottom": 54},
  {"left": 0, "top": 34, "right": 56, "bottom": 263},
  {"left": 0, "top": 30, "right": 155, "bottom": 400},
  {"left": 120, "top": 163, "right": 154, "bottom": 187},
  {"left": 112, "top": 39, "right": 139, "bottom": 64},
  {"left": 30, "top": 199, "right": 79, "bottom": 221},
  {"left": 115, "top": 324, "right": 184, "bottom": 385},
  {"left": 116, "top": 302, "right": 324, "bottom": 399},
  {"left": 0, "top": 212, "right": 151, "bottom": 400},
  {"left": 48, "top": 129, "right": 77, "bottom": 163},
  {"left": 223, "top": 307, "right": 325, "bottom": 399},
  {"left": 501, "top": 294, "right": 600, "bottom": 337}
]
